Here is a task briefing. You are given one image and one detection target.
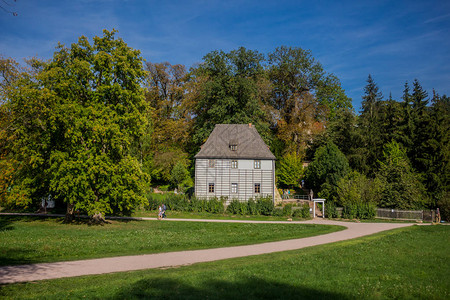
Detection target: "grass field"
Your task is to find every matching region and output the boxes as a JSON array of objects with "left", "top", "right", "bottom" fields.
[
  {"left": 0, "top": 225, "right": 448, "bottom": 299},
  {"left": 0, "top": 216, "right": 342, "bottom": 266}
]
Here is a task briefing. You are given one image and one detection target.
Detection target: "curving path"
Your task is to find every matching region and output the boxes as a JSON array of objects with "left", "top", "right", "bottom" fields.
[{"left": 0, "top": 218, "right": 414, "bottom": 284}]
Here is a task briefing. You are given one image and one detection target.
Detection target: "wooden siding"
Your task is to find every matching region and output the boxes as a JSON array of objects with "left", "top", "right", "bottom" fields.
[{"left": 195, "top": 159, "right": 274, "bottom": 203}]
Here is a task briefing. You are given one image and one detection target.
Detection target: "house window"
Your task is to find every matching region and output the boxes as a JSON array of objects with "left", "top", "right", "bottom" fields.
[
  {"left": 231, "top": 183, "right": 238, "bottom": 193},
  {"left": 229, "top": 140, "right": 238, "bottom": 151},
  {"left": 208, "top": 183, "right": 215, "bottom": 193},
  {"left": 209, "top": 159, "right": 215, "bottom": 168},
  {"left": 254, "top": 160, "right": 261, "bottom": 169},
  {"left": 254, "top": 183, "right": 261, "bottom": 194},
  {"left": 231, "top": 160, "right": 238, "bottom": 168}
]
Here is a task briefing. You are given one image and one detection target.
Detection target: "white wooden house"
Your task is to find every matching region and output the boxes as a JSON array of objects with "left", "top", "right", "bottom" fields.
[{"left": 194, "top": 124, "right": 276, "bottom": 203}]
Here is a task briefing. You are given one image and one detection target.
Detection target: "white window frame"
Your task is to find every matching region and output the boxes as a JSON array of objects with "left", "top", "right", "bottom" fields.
[
  {"left": 208, "top": 183, "right": 215, "bottom": 193},
  {"left": 254, "top": 160, "right": 261, "bottom": 169},
  {"left": 231, "top": 160, "right": 238, "bottom": 169},
  {"left": 231, "top": 183, "right": 238, "bottom": 193}
]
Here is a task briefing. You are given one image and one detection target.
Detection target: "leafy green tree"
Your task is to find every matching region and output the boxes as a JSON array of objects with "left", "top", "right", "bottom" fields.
[
  {"left": 170, "top": 161, "right": 189, "bottom": 190},
  {"left": 305, "top": 142, "right": 350, "bottom": 197},
  {"left": 190, "top": 47, "right": 271, "bottom": 148},
  {"left": 1, "top": 30, "right": 150, "bottom": 222},
  {"left": 376, "top": 141, "right": 429, "bottom": 209},
  {"left": 335, "top": 170, "right": 382, "bottom": 207},
  {"left": 0, "top": 57, "right": 51, "bottom": 209},
  {"left": 276, "top": 152, "right": 304, "bottom": 188},
  {"left": 324, "top": 107, "right": 365, "bottom": 171}
]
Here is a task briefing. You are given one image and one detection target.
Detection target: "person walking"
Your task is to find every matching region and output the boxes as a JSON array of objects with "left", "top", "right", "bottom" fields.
[
  {"left": 158, "top": 205, "right": 162, "bottom": 220},
  {"left": 162, "top": 203, "right": 167, "bottom": 218}
]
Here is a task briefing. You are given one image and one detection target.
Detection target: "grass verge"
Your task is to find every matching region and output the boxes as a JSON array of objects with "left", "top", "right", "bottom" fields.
[
  {"left": 0, "top": 216, "right": 342, "bottom": 266},
  {"left": 0, "top": 225, "right": 448, "bottom": 299}
]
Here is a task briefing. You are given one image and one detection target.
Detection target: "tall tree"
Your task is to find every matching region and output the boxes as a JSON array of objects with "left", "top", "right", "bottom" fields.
[
  {"left": 357, "top": 75, "right": 384, "bottom": 175},
  {"left": 304, "top": 142, "right": 350, "bottom": 197},
  {"left": 0, "top": 56, "right": 50, "bottom": 209},
  {"left": 427, "top": 93, "right": 450, "bottom": 205},
  {"left": 409, "top": 79, "right": 431, "bottom": 175},
  {"left": 267, "top": 46, "right": 351, "bottom": 156},
  {"left": 1, "top": 30, "right": 150, "bottom": 222},
  {"left": 276, "top": 152, "right": 304, "bottom": 189},
  {"left": 191, "top": 47, "right": 271, "bottom": 147},
  {"left": 144, "top": 62, "right": 192, "bottom": 184},
  {"left": 376, "top": 141, "right": 429, "bottom": 209}
]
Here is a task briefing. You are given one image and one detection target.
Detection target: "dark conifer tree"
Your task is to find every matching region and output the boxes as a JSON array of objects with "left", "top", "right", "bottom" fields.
[{"left": 358, "top": 75, "right": 383, "bottom": 176}]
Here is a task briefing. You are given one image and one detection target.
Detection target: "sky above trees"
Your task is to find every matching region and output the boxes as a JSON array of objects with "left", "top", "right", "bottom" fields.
[{"left": 1, "top": 0, "right": 449, "bottom": 109}]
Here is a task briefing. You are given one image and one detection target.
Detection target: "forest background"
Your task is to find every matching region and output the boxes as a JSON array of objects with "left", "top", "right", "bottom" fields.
[{"left": 1, "top": 30, "right": 448, "bottom": 221}]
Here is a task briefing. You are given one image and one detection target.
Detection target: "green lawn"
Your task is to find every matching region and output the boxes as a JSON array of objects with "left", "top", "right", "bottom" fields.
[
  {"left": 1, "top": 225, "right": 448, "bottom": 299},
  {"left": 0, "top": 216, "right": 342, "bottom": 266}
]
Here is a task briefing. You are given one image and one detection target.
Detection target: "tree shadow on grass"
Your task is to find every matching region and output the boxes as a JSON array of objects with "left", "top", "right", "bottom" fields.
[
  {"left": 111, "top": 277, "right": 350, "bottom": 300},
  {"left": 0, "top": 217, "right": 13, "bottom": 232},
  {"left": 0, "top": 249, "right": 38, "bottom": 267}
]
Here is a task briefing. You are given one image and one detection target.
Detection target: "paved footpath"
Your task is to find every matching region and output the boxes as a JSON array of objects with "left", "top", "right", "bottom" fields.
[{"left": 0, "top": 217, "right": 415, "bottom": 284}]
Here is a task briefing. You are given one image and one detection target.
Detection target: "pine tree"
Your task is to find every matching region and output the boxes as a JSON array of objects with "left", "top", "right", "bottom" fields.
[
  {"left": 409, "top": 79, "right": 431, "bottom": 176},
  {"left": 358, "top": 75, "right": 383, "bottom": 176}
]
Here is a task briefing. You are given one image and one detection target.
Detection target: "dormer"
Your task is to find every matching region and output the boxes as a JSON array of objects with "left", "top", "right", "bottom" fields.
[{"left": 229, "top": 139, "right": 238, "bottom": 151}]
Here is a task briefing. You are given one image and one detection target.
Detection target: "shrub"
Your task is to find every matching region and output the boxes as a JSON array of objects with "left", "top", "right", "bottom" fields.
[
  {"left": 256, "top": 196, "right": 274, "bottom": 216},
  {"left": 273, "top": 208, "right": 284, "bottom": 217},
  {"left": 301, "top": 203, "right": 310, "bottom": 218},
  {"left": 325, "top": 202, "right": 338, "bottom": 218},
  {"left": 282, "top": 204, "right": 293, "bottom": 217},
  {"left": 226, "top": 199, "right": 241, "bottom": 214},
  {"left": 357, "top": 203, "right": 376, "bottom": 219},
  {"left": 238, "top": 202, "right": 248, "bottom": 215},
  {"left": 437, "top": 191, "right": 450, "bottom": 222},
  {"left": 247, "top": 198, "right": 258, "bottom": 215},
  {"left": 189, "top": 197, "right": 206, "bottom": 212},
  {"left": 342, "top": 203, "right": 376, "bottom": 220},
  {"left": 206, "top": 197, "right": 224, "bottom": 214},
  {"left": 292, "top": 203, "right": 311, "bottom": 219},
  {"left": 292, "top": 209, "right": 301, "bottom": 218},
  {"left": 342, "top": 204, "right": 357, "bottom": 219}
]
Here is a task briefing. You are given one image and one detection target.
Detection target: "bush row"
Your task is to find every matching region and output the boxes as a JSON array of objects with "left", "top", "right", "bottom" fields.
[
  {"left": 146, "top": 193, "right": 311, "bottom": 218},
  {"left": 326, "top": 202, "right": 376, "bottom": 219},
  {"left": 146, "top": 193, "right": 225, "bottom": 213}
]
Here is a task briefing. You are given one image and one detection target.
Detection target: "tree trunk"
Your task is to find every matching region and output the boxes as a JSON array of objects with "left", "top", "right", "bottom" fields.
[{"left": 64, "top": 203, "right": 75, "bottom": 223}]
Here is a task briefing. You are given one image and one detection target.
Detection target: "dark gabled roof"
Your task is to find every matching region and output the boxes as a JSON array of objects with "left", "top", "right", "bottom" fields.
[{"left": 195, "top": 124, "right": 276, "bottom": 160}]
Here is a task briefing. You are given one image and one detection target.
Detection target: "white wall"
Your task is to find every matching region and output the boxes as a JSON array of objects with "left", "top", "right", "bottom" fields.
[
  {"left": 195, "top": 158, "right": 275, "bottom": 202},
  {"left": 237, "top": 159, "right": 273, "bottom": 170}
]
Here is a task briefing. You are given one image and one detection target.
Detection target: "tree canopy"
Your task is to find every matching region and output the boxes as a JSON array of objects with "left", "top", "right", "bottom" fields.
[
  {"left": 1, "top": 33, "right": 449, "bottom": 218},
  {"left": 1, "top": 30, "right": 149, "bottom": 221}
]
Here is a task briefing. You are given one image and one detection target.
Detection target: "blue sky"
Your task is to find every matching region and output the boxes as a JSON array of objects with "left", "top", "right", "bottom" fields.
[{"left": 1, "top": 0, "right": 449, "bottom": 110}]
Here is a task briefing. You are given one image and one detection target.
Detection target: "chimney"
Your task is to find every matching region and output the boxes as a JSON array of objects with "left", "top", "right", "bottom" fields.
[{"left": 248, "top": 123, "right": 252, "bottom": 128}]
